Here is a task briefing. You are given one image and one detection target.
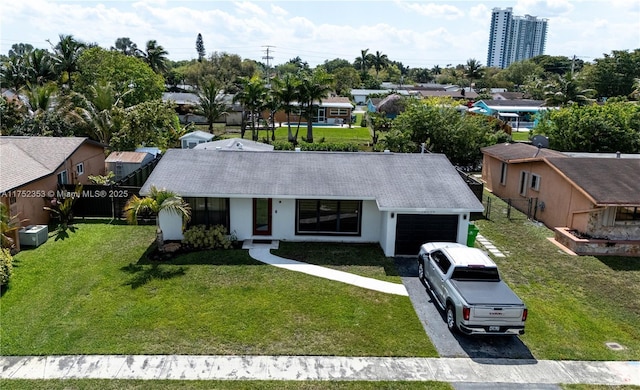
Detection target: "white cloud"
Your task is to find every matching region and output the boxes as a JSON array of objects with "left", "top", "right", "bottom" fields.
[{"left": 399, "top": 2, "right": 465, "bottom": 20}]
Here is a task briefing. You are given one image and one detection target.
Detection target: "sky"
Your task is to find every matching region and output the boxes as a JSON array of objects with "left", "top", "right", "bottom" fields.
[{"left": 1, "top": 0, "right": 639, "bottom": 68}]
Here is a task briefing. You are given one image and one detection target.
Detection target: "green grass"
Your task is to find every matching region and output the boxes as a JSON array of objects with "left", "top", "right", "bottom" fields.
[
  {"left": 474, "top": 194, "right": 640, "bottom": 361},
  {"left": 510, "top": 131, "right": 531, "bottom": 142},
  {"left": 0, "top": 380, "right": 453, "bottom": 390},
  {"left": 1, "top": 221, "right": 435, "bottom": 357},
  {"left": 273, "top": 242, "right": 401, "bottom": 283}
]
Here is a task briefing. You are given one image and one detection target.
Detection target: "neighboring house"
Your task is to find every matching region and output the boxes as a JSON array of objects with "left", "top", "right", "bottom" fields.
[
  {"left": 179, "top": 130, "right": 215, "bottom": 149},
  {"left": 105, "top": 151, "right": 155, "bottom": 181},
  {"left": 471, "top": 99, "right": 548, "bottom": 130},
  {"left": 162, "top": 92, "right": 243, "bottom": 126},
  {"left": 141, "top": 149, "right": 483, "bottom": 257},
  {"left": 416, "top": 89, "right": 479, "bottom": 100},
  {"left": 193, "top": 138, "right": 274, "bottom": 151},
  {"left": 273, "top": 97, "right": 354, "bottom": 126},
  {"left": 481, "top": 143, "right": 640, "bottom": 256},
  {"left": 492, "top": 91, "right": 525, "bottom": 100},
  {"left": 0, "top": 136, "right": 105, "bottom": 226}
]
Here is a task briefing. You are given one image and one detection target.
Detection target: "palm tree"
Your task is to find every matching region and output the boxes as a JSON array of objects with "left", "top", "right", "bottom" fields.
[
  {"left": 297, "top": 69, "right": 334, "bottom": 143},
  {"left": 354, "top": 48, "right": 371, "bottom": 75},
  {"left": 372, "top": 51, "right": 389, "bottom": 80},
  {"left": 25, "top": 49, "right": 56, "bottom": 86},
  {"left": 234, "top": 75, "right": 268, "bottom": 141},
  {"left": 111, "top": 37, "right": 140, "bottom": 56},
  {"left": 124, "top": 186, "right": 191, "bottom": 227},
  {"left": 544, "top": 73, "right": 596, "bottom": 107},
  {"left": 272, "top": 73, "right": 301, "bottom": 143},
  {"left": 51, "top": 34, "right": 86, "bottom": 90},
  {"left": 431, "top": 65, "right": 442, "bottom": 76},
  {"left": 141, "top": 40, "right": 169, "bottom": 74},
  {"left": 60, "top": 81, "right": 130, "bottom": 145},
  {"left": 1, "top": 56, "right": 30, "bottom": 90},
  {"left": 195, "top": 78, "right": 228, "bottom": 132},
  {"left": 23, "top": 82, "right": 57, "bottom": 115},
  {"left": 464, "top": 58, "right": 484, "bottom": 89}
]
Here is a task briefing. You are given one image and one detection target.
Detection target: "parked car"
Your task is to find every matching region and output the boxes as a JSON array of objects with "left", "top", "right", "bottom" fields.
[{"left": 417, "top": 242, "right": 527, "bottom": 336}]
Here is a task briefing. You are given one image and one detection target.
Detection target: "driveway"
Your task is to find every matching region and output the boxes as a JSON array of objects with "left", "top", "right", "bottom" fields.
[{"left": 395, "top": 257, "right": 535, "bottom": 359}]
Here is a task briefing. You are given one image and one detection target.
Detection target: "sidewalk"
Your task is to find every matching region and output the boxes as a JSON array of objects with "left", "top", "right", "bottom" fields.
[{"left": 2, "top": 355, "right": 639, "bottom": 385}]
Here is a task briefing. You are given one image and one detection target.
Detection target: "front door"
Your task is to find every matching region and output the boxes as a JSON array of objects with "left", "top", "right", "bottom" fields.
[{"left": 253, "top": 198, "right": 272, "bottom": 235}]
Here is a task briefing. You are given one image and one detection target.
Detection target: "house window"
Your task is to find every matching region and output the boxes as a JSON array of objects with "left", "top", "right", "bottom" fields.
[
  {"left": 296, "top": 199, "right": 361, "bottom": 235},
  {"left": 57, "top": 170, "right": 68, "bottom": 185},
  {"left": 76, "top": 162, "right": 84, "bottom": 176},
  {"left": 184, "top": 197, "right": 230, "bottom": 229},
  {"left": 530, "top": 173, "right": 541, "bottom": 191},
  {"left": 500, "top": 162, "right": 507, "bottom": 185},
  {"left": 518, "top": 171, "right": 528, "bottom": 196},
  {"left": 329, "top": 108, "right": 349, "bottom": 116},
  {"left": 615, "top": 206, "right": 640, "bottom": 221}
]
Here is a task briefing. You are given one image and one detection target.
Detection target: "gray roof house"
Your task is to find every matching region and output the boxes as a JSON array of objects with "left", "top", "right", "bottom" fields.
[
  {"left": 179, "top": 130, "right": 215, "bottom": 149},
  {"left": 141, "top": 149, "right": 483, "bottom": 256}
]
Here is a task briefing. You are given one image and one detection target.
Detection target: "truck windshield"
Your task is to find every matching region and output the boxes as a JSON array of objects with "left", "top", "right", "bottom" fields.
[{"left": 451, "top": 267, "right": 500, "bottom": 281}]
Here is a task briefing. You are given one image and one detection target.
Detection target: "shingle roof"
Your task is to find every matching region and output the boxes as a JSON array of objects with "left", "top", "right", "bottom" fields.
[
  {"left": 193, "top": 138, "right": 274, "bottom": 151},
  {"left": 0, "top": 136, "right": 93, "bottom": 192},
  {"left": 481, "top": 143, "right": 567, "bottom": 162},
  {"left": 546, "top": 157, "right": 640, "bottom": 206},
  {"left": 141, "top": 150, "right": 483, "bottom": 212},
  {"left": 479, "top": 99, "right": 545, "bottom": 107},
  {"left": 179, "top": 130, "right": 215, "bottom": 141}
]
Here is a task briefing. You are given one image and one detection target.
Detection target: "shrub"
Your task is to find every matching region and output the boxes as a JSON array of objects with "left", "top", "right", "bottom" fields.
[
  {"left": 0, "top": 248, "right": 13, "bottom": 287},
  {"left": 182, "top": 225, "right": 233, "bottom": 249}
]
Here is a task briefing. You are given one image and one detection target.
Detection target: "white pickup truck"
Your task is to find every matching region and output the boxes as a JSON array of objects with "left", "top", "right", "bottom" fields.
[{"left": 418, "top": 242, "right": 527, "bottom": 336}]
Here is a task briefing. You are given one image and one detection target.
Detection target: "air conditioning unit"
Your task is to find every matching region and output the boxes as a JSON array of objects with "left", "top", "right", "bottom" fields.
[{"left": 18, "top": 225, "right": 49, "bottom": 247}]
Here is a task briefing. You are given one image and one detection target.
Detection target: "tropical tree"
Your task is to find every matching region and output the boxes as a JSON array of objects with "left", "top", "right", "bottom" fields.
[
  {"left": 51, "top": 34, "right": 86, "bottom": 89},
  {"left": 272, "top": 73, "right": 301, "bottom": 142},
  {"left": 196, "top": 33, "right": 206, "bottom": 62},
  {"left": 234, "top": 75, "right": 268, "bottom": 140},
  {"left": 194, "top": 78, "right": 228, "bottom": 132},
  {"left": 111, "top": 37, "right": 140, "bottom": 56},
  {"left": 371, "top": 51, "right": 389, "bottom": 80},
  {"left": 1, "top": 203, "right": 25, "bottom": 250},
  {"left": 354, "top": 49, "right": 372, "bottom": 75},
  {"left": 297, "top": 69, "right": 334, "bottom": 143},
  {"left": 7, "top": 43, "right": 34, "bottom": 58},
  {"left": 1, "top": 56, "right": 30, "bottom": 90},
  {"left": 25, "top": 49, "right": 57, "bottom": 86},
  {"left": 140, "top": 40, "right": 169, "bottom": 74},
  {"left": 431, "top": 65, "right": 442, "bottom": 76},
  {"left": 124, "top": 186, "right": 191, "bottom": 228},
  {"left": 76, "top": 47, "right": 165, "bottom": 107},
  {"left": 544, "top": 72, "right": 596, "bottom": 107},
  {"left": 464, "top": 58, "right": 484, "bottom": 89}
]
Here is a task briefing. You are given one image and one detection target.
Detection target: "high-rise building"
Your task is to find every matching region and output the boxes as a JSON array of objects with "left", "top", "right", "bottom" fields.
[{"left": 487, "top": 7, "right": 548, "bottom": 69}]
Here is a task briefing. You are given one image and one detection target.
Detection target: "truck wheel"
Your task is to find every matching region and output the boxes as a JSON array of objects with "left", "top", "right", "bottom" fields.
[
  {"left": 446, "top": 305, "right": 457, "bottom": 332},
  {"left": 418, "top": 260, "right": 425, "bottom": 281}
]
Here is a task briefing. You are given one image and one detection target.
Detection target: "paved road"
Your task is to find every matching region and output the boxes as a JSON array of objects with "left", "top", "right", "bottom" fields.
[{"left": 395, "top": 257, "right": 534, "bottom": 360}]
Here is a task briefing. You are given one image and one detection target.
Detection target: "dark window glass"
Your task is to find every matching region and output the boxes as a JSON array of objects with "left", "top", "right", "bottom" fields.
[
  {"left": 296, "top": 199, "right": 361, "bottom": 235},
  {"left": 184, "top": 197, "right": 229, "bottom": 229}
]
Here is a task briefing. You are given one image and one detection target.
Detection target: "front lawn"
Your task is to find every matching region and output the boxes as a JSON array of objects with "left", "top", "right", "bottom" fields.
[
  {"left": 474, "top": 194, "right": 640, "bottom": 361},
  {"left": 0, "top": 221, "right": 435, "bottom": 357}
]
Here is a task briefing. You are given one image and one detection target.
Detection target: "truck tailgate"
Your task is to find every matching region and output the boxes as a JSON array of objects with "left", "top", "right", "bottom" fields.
[{"left": 450, "top": 280, "right": 524, "bottom": 306}]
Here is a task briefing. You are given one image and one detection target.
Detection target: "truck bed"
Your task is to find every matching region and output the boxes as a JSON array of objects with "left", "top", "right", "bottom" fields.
[{"left": 450, "top": 280, "right": 524, "bottom": 306}]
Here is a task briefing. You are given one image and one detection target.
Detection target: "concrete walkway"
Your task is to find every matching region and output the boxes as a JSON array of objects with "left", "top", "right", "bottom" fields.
[
  {"left": 2, "top": 355, "right": 639, "bottom": 385},
  {"left": 247, "top": 243, "right": 408, "bottom": 296}
]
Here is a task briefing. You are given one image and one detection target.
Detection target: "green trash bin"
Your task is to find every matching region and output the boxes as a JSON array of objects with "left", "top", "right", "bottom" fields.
[{"left": 467, "top": 223, "right": 479, "bottom": 247}]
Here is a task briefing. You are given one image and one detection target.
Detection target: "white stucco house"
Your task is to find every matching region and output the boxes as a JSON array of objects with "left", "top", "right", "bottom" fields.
[
  {"left": 140, "top": 149, "right": 484, "bottom": 256},
  {"left": 180, "top": 130, "right": 215, "bottom": 149}
]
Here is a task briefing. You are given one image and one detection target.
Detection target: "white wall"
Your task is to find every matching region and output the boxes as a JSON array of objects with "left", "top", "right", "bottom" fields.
[
  {"left": 229, "top": 198, "right": 253, "bottom": 239},
  {"left": 159, "top": 209, "right": 184, "bottom": 240}
]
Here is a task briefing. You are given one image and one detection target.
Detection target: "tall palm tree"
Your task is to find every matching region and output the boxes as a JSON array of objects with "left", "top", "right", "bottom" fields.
[
  {"left": 464, "top": 58, "right": 484, "bottom": 89},
  {"left": 354, "top": 48, "right": 371, "bottom": 75},
  {"left": 195, "top": 78, "right": 228, "bottom": 132},
  {"left": 52, "top": 34, "right": 86, "bottom": 90},
  {"left": 124, "top": 186, "right": 191, "bottom": 227},
  {"left": 372, "top": 51, "right": 389, "bottom": 80},
  {"left": 141, "top": 40, "right": 169, "bottom": 74},
  {"left": 431, "top": 65, "right": 442, "bottom": 76},
  {"left": 234, "top": 75, "right": 268, "bottom": 141},
  {"left": 272, "top": 73, "right": 301, "bottom": 143},
  {"left": 297, "top": 69, "right": 334, "bottom": 143},
  {"left": 111, "top": 37, "right": 140, "bottom": 56}
]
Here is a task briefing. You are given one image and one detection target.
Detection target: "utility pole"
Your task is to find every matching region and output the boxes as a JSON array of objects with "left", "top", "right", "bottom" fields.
[{"left": 262, "top": 45, "right": 274, "bottom": 87}]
